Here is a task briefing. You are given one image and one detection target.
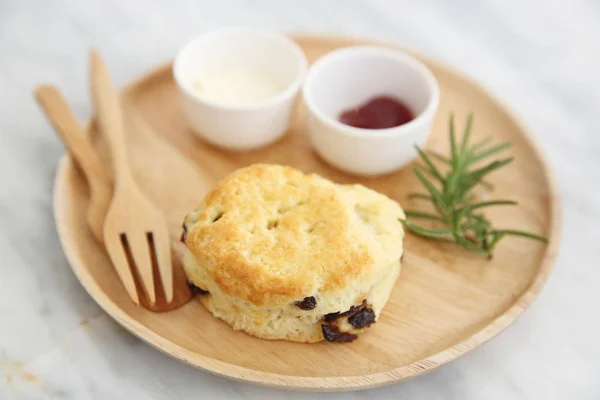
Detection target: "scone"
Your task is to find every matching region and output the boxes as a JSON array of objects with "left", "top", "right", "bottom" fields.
[{"left": 181, "top": 164, "right": 405, "bottom": 343}]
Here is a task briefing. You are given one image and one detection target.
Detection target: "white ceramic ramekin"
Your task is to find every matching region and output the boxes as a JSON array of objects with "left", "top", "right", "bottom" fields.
[
  {"left": 174, "top": 27, "right": 308, "bottom": 151},
  {"left": 302, "top": 46, "right": 440, "bottom": 176}
]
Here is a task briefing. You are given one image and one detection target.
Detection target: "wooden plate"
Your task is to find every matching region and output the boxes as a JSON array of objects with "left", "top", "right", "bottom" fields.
[{"left": 53, "top": 35, "right": 561, "bottom": 391}]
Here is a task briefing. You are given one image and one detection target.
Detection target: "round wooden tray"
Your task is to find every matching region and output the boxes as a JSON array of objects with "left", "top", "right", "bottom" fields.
[{"left": 53, "top": 35, "right": 561, "bottom": 391}]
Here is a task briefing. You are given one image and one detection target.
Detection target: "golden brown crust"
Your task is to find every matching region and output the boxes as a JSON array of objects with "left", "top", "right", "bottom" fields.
[{"left": 184, "top": 164, "right": 404, "bottom": 307}]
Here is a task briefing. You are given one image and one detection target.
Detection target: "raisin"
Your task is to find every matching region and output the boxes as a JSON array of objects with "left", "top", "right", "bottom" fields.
[
  {"left": 323, "top": 300, "right": 367, "bottom": 323},
  {"left": 321, "top": 324, "right": 357, "bottom": 343},
  {"left": 323, "top": 311, "right": 341, "bottom": 323},
  {"left": 348, "top": 307, "right": 376, "bottom": 328},
  {"left": 294, "top": 296, "right": 317, "bottom": 310},
  {"left": 188, "top": 283, "right": 208, "bottom": 295}
]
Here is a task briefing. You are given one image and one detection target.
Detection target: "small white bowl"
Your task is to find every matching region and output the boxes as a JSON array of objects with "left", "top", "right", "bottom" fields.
[
  {"left": 174, "top": 27, "right": 308, "bottom": 151},
  {"left": 302, "top": 46, "right": 440, "bottom": 176}
]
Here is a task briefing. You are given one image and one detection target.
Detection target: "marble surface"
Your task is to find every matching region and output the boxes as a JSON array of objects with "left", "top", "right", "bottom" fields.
[{"left": 1, "top": 0, "right": 599, "bottom": 398}]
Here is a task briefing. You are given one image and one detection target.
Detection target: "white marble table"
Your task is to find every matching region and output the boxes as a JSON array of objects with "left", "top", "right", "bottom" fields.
[{"left": 1, "top": 0, "right": 599, "bottom": 398}]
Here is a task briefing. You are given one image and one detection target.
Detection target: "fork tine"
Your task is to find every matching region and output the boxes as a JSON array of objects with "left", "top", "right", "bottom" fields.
[
  {"left": 127, "top": 231, "right": 156, "bottom": 304},
  {"left": 104, "top": 235, "right": 140, "bottom": 304},
  {"left": 148, "top": 230, "right": 174, "bottom": 303}
]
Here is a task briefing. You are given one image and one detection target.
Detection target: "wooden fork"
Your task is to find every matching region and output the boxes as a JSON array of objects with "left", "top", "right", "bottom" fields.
[
  {"left": 35, "top": 84, "right": 192, "bottom": 311},
  {"left": 90, "top": 50, "right": 175, "bottom": 306}
]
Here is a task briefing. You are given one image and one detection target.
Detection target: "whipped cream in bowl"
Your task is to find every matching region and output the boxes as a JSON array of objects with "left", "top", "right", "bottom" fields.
[
  {"left": 174, "top": 27, "right": 308, "bottom": 151},
  {"left": 192, "top": 67, "right": 284, "bottom": 106}
]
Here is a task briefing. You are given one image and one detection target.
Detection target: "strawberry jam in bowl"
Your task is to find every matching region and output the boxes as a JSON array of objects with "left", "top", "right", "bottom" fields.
[
  {"left": 339, "top": 96, "right": 414, "bottom": 130},
  {"left": 302, "top": 46, "right": 439, "bottom": 177}
]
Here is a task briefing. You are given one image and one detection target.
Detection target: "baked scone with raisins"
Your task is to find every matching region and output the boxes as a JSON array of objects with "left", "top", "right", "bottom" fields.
[{"left": 182, "top": 164, "right": 405, "bottom": 343}]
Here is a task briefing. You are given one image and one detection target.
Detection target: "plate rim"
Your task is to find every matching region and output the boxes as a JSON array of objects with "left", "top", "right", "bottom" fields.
[{"left": 52, "top": 33, "right": 562, "bottom": 391}]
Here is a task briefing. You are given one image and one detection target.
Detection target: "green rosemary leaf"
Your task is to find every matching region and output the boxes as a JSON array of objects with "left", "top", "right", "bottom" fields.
[
  {"left": 453, "top": 233, "right": 489, "bottom": 253},
  {"left": 454, "top": 201, "right": 516, "bottom": 237},
  {"left": 415, "top": 146, "right": 444, "bottom": 182},
  {"left": 471, "top": 142, "right": 512, "bottom": 164},
  {"left": 404, "top": 211, "right": 444, "bottom": 221},
  {"left": 463, "top": 158, "right": 513, "bottom": 192},
  {"left": 413, "top": 168, "right": 447, "bottom": 216},
  {"left": 490, "top": 229, "right": 549, "bottom": 243},
  {"left": 415, "top": 164, "right": 444, "bottom": 187},
  {"left": 471, "top": 214, "right": 491, "bottom": 228},
  {"left": 426, "top": 151, "right": 451, "bottom": 164},
  {"left": 451, "top": 209, "right": 463, "bottom": 233},
  {"left": 400, "top": 219, "right": 454, "bottom": 239},
  {"left": 460, "top": 113, "right": 474, "bottom": 152},
  {"left": 449, "top": 114, "right": 458, "bottom": 168},
  {"left": 487, "top": 232, "right": 506, "bottom": 253},
  {"left": 470, "top": 137, "right": 493, "bottom": 153},
  {"left": 461, "top": 221, "right": 489, "bottom": 235},
  {"left": 461, "top": 200, "right": 518, "bottom": 213},
  {"left": 402, "top": 114, "right": 548, "bottom": 256}
]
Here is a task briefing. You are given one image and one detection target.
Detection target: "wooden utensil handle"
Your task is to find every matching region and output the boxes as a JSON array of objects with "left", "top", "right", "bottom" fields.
[
  {"left": 34, "top": 85, "right": 109, "bottom": 185},
  {"left": 89, "top": 50, "right": 131, "bottom": 179},
  {"left": 35, "top": 85, "right": 112, "bottom": 242}
]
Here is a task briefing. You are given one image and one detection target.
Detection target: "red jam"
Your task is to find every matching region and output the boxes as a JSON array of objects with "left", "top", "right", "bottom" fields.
[{"left": 339, "top": 96, "right": 414, "bottom": 129}]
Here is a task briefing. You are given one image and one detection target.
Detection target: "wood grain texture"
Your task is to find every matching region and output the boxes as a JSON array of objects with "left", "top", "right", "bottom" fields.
[{"left": 52, "top": 35, "right": 561, "bottom": 391}]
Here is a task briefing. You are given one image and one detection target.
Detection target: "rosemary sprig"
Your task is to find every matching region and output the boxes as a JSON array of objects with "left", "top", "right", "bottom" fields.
[{"left": 399, "top": 113, "right": 548, "bottom": 257}]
